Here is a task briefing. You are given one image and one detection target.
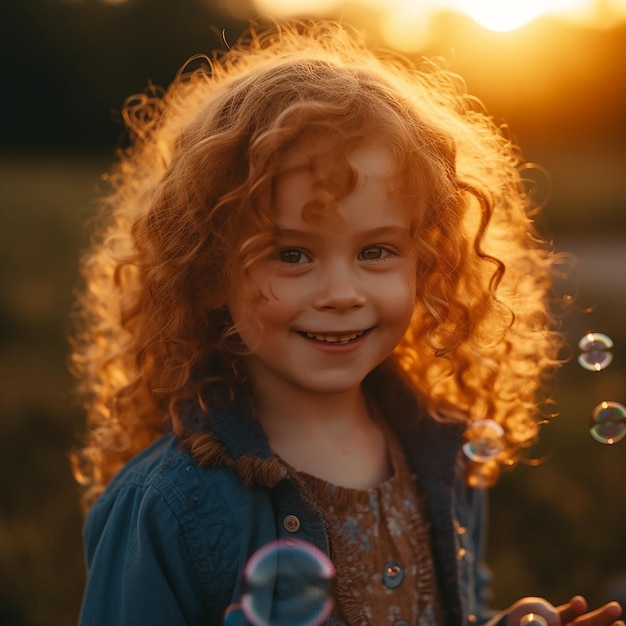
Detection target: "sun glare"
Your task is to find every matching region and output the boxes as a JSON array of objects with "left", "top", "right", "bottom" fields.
[
  {"left": 455, "top": 0, "right": 604, "bottom": 31},
  {"left": 253, "top": 0, "right": 339, "bottom": 15},
  {"left": 455, "top": 0, "right": 549, "bottom": 32},
  {"left": 248, "top": 0, "right": 626, "bottom": 50}
]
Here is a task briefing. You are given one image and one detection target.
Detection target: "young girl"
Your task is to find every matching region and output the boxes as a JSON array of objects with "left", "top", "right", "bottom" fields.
[{"left": 71, "top": 18, "right": 623, "bottom": 626}]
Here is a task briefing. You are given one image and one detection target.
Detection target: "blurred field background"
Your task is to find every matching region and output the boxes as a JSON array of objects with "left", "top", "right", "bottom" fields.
[{"left": 1, "top": 0, "right": 625, "bottom": 624}]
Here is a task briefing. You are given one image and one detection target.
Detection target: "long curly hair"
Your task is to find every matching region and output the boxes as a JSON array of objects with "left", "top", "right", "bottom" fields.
[{"left": 70, "top": 18, "right": 563, "bottom": 509}]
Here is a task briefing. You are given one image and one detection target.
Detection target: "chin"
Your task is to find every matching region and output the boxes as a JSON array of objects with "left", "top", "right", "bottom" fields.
[{"left": 302, "top": 377, "right": 367, "bottom": 396}]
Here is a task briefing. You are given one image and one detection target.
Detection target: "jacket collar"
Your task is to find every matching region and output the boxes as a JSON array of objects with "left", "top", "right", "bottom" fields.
[
  {"left": 210, "top": 393, "right": 273, "bottom": 460},
  {"left": 194, "top": 362, "right": 465, "bottom": 490}
]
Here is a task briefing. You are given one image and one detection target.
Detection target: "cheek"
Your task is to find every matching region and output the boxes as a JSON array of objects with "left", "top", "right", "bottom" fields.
[
  {"left": 395, "top": 289, "right": 417, "bottom": 327},
  {"left": 230, "top": 279, "right": 296, "bottom": 336},
  {"left": 384, "top": 264, "right": 417, "bottom": 303},
  {"left": 380, "top": 269, "right": 417, "bottom": 328},
  {"left": 227, "top": 286, "right": 269, "bottom": 350},
  {"left": 257, "top": 273, "right": 306, "bottom": 316},
  {"left": 228, "top": 302, "right": 258, "bottom": 350}
]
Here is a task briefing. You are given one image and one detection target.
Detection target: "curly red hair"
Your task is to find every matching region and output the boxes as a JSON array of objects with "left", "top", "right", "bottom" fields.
[{"left": 70, "top": 18, "right": 563, "bottom": 509}]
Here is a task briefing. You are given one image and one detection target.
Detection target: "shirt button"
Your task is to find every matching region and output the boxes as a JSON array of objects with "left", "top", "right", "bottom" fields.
[
  {"left": 382, "top": 561, "right": 404, "bottom": 588},
  {"left": 283, "top": 514, "right": 301, "bottom": 533}
]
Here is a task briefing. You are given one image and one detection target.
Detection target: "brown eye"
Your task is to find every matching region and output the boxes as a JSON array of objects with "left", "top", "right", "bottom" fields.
[
  {"left": 359, "top": 246, "right": 387, "bottom": 260},
  {"left": 278, "top": 249, "right": 308, "bottom": 264}
]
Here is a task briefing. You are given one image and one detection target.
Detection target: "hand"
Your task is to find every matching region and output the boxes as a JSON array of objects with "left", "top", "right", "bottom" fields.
[
  {"left": 557, "top": 596, "right": 623, "bottom": 626},
  {"left": 505, "top": 596, "right": 560, "bottom": 626},
  {"left": 505, "top": 596, "right": 624, "bottom": 626}
]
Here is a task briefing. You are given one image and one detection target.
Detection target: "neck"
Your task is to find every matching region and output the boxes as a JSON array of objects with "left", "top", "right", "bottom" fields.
[
  {"left": 253, "top": 381, "right": 371, "bottom": 439},
  {"left": 249, "top": 376, "right": 391, "bottom": 489}
]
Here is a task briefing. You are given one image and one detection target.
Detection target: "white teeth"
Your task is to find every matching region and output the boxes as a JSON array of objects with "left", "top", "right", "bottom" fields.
[{"left": 305, "top": 330, "right": 365, "bottom": 343}]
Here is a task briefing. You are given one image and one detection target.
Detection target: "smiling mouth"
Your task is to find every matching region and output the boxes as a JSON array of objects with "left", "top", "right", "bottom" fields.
[{"left": 299, "top": 329, "right": 369, "bottom": 345}]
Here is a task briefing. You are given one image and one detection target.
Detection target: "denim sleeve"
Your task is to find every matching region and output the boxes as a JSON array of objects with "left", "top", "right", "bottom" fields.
[{"left": 79, "top": 480, "right": 208, "bottom": 626}]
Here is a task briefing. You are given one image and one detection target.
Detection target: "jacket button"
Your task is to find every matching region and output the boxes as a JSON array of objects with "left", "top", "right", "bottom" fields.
[
  {"left": 468, "top": 614, "right": 477, "bottom": 623},
  {"left": 454, "top": 519, "right": 467, "bottom": 534},
  {"left": 457, "top": 547, "right": 467, "bottom": 559},
  {"left": 382, "top": 561, "right": 404, "bottom": 588},
  {"left": 283, "top": 514, "right": 301, "bottom": 533}
]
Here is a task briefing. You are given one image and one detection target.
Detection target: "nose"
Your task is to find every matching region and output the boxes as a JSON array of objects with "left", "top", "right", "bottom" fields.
[{"left": 312, "top": 261, "right": 367, "bottom": 312}]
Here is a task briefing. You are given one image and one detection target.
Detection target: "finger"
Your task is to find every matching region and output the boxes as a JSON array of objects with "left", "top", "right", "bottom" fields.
[
  {"left": 558, "top": 596, "right": 588, "bottom": 623},
  {"left": 571, "top": 602, "right": 623, "bottom": 626}
]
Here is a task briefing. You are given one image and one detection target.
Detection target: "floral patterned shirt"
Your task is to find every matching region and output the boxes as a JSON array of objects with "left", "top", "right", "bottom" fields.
[{"left": 296, "top": 426, "right": 442, "bottom": 626}]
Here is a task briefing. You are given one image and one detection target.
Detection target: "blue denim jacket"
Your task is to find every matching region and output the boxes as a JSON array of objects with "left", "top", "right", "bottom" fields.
[{"left": 79, "top": 375, "right": 503, "bottom": 626}]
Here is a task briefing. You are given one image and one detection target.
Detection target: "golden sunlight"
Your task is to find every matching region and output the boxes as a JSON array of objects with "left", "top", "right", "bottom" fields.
[
  {"left": 454, "top": 0, "right": 567, "bottom": 32},
  {"left": 248, "top": 0, "right": 626, "bottom": 50},
  {"left": 253, "top": 0, "right": 340, "bottom": 16}
]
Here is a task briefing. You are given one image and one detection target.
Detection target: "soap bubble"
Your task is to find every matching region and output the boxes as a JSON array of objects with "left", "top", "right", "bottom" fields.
[
  {"left": 577, "top": 350, "right": 614, "bottom": 372},
  {"left": 241, "top": 539, "right": 335, "bottom": 626},
  {"left": 578, "top": 332, "right": 614, "bottom": 352},
  {"left": 577, "top": 332, "right": 614, "bottom": 372},
  {"left": 463, "top": 419, "right": 504, "bottom": 463},
  {"left": 590, "top": 401, "right": 626, "bottom": 444}
]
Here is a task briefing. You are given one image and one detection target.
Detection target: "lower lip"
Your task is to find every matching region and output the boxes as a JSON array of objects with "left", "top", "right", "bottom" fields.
[{"left": 299, "top": 330, "right": 371, "bottom": 354}]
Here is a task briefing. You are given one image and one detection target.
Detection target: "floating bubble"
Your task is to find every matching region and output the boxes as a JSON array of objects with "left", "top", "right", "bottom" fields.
[
  {"left": 463, "top": 419, "right": 504, "bottom": 463},
  {"left": 590, "top": 401, "right": 626, "bottom": 444},
  {"left": 578, "top": 332, "right": 614, "bottom": 352},
  {"left": 241, "top": 539, "right": 335, "bottom": 626},
  {"left": 577, "top": 351, "right": 614, "bottom": 372},
  {"left": 577, "top": 332, "right": 614, "bottom": 372}
]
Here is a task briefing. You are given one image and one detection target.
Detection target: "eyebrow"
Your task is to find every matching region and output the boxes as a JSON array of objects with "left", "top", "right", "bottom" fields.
[{"left": 273, "top": 225, "right": 411, "bottom": 239}]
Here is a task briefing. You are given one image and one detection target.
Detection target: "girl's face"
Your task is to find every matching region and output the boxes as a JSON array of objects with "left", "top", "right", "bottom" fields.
[{"left": 228, "top": 143, "right": 417, "bottom": 400}]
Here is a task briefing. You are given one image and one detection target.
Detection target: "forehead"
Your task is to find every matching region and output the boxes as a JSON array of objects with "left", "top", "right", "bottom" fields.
[
  {"left": 275, "top": 142, "right": 398, "bottom": 219},
  {"left": 281, "top": 140, "right": 396, "bottom": 177},
  {"left": 270, "top": 141, "right": 414, "bottom": 235}
]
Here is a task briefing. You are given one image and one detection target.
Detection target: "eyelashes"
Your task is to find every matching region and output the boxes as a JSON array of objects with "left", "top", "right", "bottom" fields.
[
  {"left": 358, "top": 246, "right": 393, "bottom": 261},
  {"left": 277, "top": 249, "right": 311, "bottom": 264},
  {"left": 276, "top": 245, "right": 395, "bottom": 265}
]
